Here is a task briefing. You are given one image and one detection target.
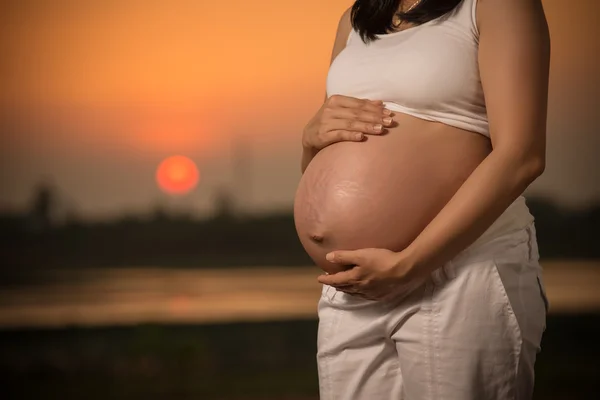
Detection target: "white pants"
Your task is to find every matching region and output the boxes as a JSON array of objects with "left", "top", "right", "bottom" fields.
[{"left": 317, "top": 222, "right": 549, "bottom": 400}]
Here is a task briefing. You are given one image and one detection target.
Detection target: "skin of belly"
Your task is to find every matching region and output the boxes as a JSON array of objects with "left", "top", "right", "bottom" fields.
[{"left": 293, "top": 113, "right": 491, "bottom": 274}]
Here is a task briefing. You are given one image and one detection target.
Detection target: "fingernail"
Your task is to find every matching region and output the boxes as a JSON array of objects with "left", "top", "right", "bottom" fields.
[
  {"left": 326, "top": 253, "right": 334, "bottom": 261},
  {"left": 383, "top": 117, "right": 392, "bottom": 125},
  {"left": 374, "top": 124, "right": 383, "bottom": 131},
  {"left": 383, "top": 108, "right": 391, "bottom": 115},
  {"left": 355, "top": 133, "right": 363, "bottom": 140}
]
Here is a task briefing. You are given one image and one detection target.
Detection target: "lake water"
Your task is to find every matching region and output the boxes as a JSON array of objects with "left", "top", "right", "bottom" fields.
[{"left": 1, "top": 261, "right": 598, "bottom": 329}]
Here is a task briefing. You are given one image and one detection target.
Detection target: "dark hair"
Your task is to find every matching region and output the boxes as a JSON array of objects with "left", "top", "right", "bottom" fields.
[{"left": 351, "top": 0, "right": 463, "bottom": 43}]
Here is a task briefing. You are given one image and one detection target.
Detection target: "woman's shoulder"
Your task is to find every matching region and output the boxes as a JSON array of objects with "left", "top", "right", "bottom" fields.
[
  {"left": 338, "top": 6, "right": 353, "bottom": 44},
  {"left": 330, "top": 6, "right": 354, "bottom": 63}
]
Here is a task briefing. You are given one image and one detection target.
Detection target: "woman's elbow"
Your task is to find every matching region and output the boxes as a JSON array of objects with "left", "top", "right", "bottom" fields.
[
  {"left": 528, "top": 155, "right": 546, "bottom": 178},
  {"left": 518, "top": 153, "right": 546, "bottom": 186},
  {"left": 495, "top": 146, "right": 546, "bottom": 186}
]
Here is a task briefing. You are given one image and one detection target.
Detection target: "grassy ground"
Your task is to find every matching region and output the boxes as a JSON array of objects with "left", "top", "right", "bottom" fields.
[{"left": 1, "top": 315, "right": 598, "bottom": 400}]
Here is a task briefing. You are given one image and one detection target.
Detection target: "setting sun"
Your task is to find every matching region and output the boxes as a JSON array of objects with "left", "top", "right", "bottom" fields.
[{"left": 156, "top": 155, "right": 200, "bottom": 195}]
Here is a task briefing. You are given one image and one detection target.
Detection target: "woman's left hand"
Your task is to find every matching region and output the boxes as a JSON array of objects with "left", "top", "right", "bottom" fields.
[{"left": 317, "top": 248, "right": 429, "bottom": 301}]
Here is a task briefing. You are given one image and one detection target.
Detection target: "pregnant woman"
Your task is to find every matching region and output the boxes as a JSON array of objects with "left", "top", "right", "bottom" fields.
[{"left": 293, "top": 0, "right": 551, "bottom": 399}]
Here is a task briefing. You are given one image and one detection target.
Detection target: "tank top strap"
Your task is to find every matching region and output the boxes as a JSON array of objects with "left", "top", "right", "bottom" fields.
[
  {"left": 451, "top": 0, "right": 480, "bottom": 41},
  {"left": 346, "top": 28, "right": 355, "bottom": 46}
]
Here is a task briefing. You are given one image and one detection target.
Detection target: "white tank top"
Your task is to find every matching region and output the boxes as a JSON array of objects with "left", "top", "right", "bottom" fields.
[{"left": 326, "top": 0, "right": 489, "bottom": 137}]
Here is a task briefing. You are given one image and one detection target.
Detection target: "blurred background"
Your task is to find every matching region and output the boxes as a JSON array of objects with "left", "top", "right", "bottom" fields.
[{"left": 0, "top": 0, "right": 598, "bottom": 399}]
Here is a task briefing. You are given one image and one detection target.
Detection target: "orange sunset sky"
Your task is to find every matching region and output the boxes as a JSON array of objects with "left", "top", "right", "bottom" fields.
[{"left": 1, "top": 0, "right": 599, "bottom": 219}]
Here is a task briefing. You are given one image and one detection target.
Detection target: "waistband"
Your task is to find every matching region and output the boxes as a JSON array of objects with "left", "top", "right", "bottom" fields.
[
  {"left": 430, "top": 197, "right": 538, "bottom": 285},
  {"left": 469, "top": 195, "right": 534, "bottom": 249}
]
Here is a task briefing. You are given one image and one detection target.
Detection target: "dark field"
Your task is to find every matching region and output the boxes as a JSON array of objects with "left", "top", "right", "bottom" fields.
[{"left": 1, "top": 314, "right": 599, "bottom": 400}]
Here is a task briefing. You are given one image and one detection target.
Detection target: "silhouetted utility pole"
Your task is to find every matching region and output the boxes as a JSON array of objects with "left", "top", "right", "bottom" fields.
[
  {"left": 28, "top": 179, "right": 57, "bottom": 232},
  {"left": 231, "top": 134, "right": 253, "bottom": 216},
  {"left": 212, "top": 185, "right": 235, "bottom": 220}
]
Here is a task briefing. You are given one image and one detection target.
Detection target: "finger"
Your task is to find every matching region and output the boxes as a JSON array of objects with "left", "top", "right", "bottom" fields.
[
  {"left": 324, "top": 118, "right": 386, "bottom": 136},
  {"left": 327, "top": 95, "right": 384, "bottom": 113},
  {"left": 332, "top": 282, "right": 380, "bottom": 301},
  {"left": 328, "top": 106, "right": 393, "bottom": 128},
  {"left": 330, "top": 282, "right": 357, "bottom": 290},
  {"left": 336, "top": 285, "right": 360, "bottom": 294},
  {"left": 317, "top": 268, "right": 360, "bottom": 286},
  {"left": 326, "top": 250, "right": 362, "bottom": 266},
  {"left": 358, "top": 98, "right": 391, "bottom": 116},
  {"left": 318, "top": 130, "right": 366, "bottom": 147},
  {"left": 342, "top": 289, "right": 373, "bottom": 301},
  {"left": 334, "top": 283, "right": 363, "bottom": 295},
  {"left": 346, "top": 290, "right": 376, "bottom": 301}
]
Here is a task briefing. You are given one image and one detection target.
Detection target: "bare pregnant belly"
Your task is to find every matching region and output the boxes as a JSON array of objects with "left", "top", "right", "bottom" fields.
[{"left": 293, "top": 113, "right": 491, "bottom": 274}]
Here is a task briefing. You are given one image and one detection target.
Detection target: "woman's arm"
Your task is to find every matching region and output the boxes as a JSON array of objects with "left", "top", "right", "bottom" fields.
[
  {"left": 400, "top": 0, "right": 551, "bottom": 273},
  {"left": 301, "top": 7, "right": 353, "bottom": 173}
]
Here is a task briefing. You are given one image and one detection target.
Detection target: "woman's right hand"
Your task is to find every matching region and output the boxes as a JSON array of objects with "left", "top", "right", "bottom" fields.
[{"left": 302, "top": 94, "right": 394, "bottom": 151}]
